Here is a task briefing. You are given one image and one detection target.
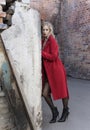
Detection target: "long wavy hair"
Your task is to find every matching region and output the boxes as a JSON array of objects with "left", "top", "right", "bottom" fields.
[{"left": 41, "top": 21, "right": 55, "bottom": 38}]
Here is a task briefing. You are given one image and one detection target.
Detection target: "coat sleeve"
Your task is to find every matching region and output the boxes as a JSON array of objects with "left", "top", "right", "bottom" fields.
[{"left": 42, "top": 36, "right": 59, "bottom": 61}]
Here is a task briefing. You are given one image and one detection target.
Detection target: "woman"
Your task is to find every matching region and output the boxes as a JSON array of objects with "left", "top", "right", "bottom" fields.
[{"left": 42, "top": 21, "right": 69, "bottom": 123}]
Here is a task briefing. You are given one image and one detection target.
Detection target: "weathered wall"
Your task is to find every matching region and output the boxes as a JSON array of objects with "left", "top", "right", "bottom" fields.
[
  {"left": 30, "top": 0, "right": 90, "bottom": 79},
  {"left": 30, "top": 0, "right": 60, "bottom": 21},
  {"left": 1, "top": 2, "right": 42, "bottom": 130},
  {"left": 60, "top": 0, "right": 90, "bottom": 79},
  {"left": 0, "top": 36, "right": 31, "bottom": 130}
]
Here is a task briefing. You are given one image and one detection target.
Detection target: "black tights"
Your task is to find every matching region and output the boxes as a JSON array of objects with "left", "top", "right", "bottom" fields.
[
  {"left": 62, "top": 98, "right": 68, "bottom": 109},
  {"left": 42, "top": 83, "right": 68, "bottom": 111},
  {"left": 42, "top": 83, "right": 55, "bottom": 112}
]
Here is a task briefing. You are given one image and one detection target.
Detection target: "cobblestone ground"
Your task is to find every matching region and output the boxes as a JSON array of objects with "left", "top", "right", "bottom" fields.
[{"left": 0, "top": 91, "right": 17, "bottom": 130}]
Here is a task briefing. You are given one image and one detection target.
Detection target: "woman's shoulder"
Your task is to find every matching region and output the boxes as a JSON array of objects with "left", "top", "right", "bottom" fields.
[
  {"left": 49, "top": 34, "right": 58, "bottom": 44},
  {"left": 49, "top": 34, "right": 55, "bottom": 39},
  {"left": 48, "top": 34, "right": 55, "bottom": 41}
]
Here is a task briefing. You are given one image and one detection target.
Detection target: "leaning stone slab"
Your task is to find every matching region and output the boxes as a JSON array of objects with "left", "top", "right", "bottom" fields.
[
  {"left": 22, "top": 0, "right": 30, "bottom": 4},
  {"left": 1, "top": 2, "right": 42, "bottom": 130}
]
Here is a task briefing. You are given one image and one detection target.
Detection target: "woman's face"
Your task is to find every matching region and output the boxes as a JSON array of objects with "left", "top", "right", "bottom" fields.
[{"left": 42, "top": 25, "right": 50, "bottom": 38}]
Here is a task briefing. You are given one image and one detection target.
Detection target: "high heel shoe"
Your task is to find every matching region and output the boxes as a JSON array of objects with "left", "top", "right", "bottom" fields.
[
  {"left": 49, "top": 107, "right": 59, "bottom": 123},
  {"left": 58, "top": 107, "right": 69, "bottom": 122}
]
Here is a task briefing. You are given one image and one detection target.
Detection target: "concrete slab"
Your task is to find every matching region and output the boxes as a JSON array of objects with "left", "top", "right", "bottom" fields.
[
  {"left": 1, "top": 2, "right": 42, "bottom": 130},
  {"left": 42, "top": 77, "right": 90, "bottom": 130}
]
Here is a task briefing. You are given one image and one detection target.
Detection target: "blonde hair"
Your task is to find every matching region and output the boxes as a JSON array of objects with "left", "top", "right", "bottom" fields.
[{"left": 42, "top": 21, "right": 55, "bottom": 37}]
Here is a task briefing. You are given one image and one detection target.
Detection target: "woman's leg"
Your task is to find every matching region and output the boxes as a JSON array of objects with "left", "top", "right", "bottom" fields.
[
  {"left": 58, "top": 98, "right": 69, "bottom": 122},
  {"left": 62, "top": 98, "right": 69, "bottom": 109},
  {"left": 42, "top": 83, "right": 54, "bottom": 110},
  {"left": 42, "top": 83, "right": 59, "bottom": 123}
]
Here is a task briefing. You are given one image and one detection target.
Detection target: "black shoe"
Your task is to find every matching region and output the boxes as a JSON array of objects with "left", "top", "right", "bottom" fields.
[
  {"left": 58, "top": 107, "right": 69, "bottom": 122},
  {"left": 49, "top": 107, "right": 59, "bottom": 123}
]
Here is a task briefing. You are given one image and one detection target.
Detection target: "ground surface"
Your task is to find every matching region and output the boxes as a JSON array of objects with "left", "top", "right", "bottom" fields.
[{"left": 42, "top": 77, "right": 90, "bottom": 130}]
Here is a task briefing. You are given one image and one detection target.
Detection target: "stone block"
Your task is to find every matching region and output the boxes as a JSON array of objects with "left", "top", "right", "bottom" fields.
[
  {"left": 22, "top": 0, "right": 30, "bottom": 4},
  {"left": 0, "top": 91, "right": 5, "bottom": 97},
  {"left": 11, "top": 127, "right": 17, "bottom": 130},
  {"left": 0, "top": 18, "right": 3, "bottom": 23},
  {"left": 0, "top": 23, "right": 7, "bottom": 29},
  {"left": 1, "top": 2, "right": 42, "bottom": 130},
  {"left": 0, "top": 12, "right": 6, "bottom": 18},
  {"left": 0, "top": 5, "right": 7, "bottom": 29}
]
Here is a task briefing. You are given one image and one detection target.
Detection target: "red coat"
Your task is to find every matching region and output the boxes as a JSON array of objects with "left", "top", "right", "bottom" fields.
[{"left": 42, "top": 35, "right": 69, "bottom": 100}]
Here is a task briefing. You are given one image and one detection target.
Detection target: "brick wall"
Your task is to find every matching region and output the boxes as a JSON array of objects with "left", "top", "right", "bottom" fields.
[
  {"left": 30, "top": 0, "right": 60, "bottom": 20},
  {"left": 30, "top": 0, "right": 90, "bottom": 79},
  {"left": 60, "top": 0, "right": 90, "bottom": 79}
]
